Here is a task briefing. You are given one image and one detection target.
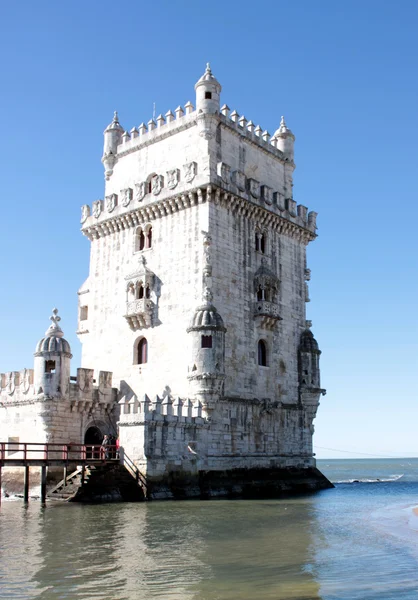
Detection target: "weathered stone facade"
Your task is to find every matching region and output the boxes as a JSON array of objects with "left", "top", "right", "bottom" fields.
[
  {"left": 0, "top": 66, "right": 330, "bottom": 499},
  {"left": 77, "top": 65, "right": 329, "bottom": 497}
]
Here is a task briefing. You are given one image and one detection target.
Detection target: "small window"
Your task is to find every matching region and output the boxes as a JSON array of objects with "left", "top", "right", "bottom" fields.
[
  {"left": 146, "top": 226, "right": 152, "bottom": 249},
  {"left": 145, "top": 285, "right": 151, "bottom": 299},
  {"left": 45, "top": 360, "right": 56, "bottom": 374},
  {"left": 255, "top": 231, "right": 266, "bottom": 254},
  {"left": 201, "top": 335, "right": 212, "bottom": 348},
  {"left": 80, "top": 306, "right": 88, "bottom": 321},
  {"left": 136, "top": 338, "right": 148, "bottom": 365},
  {"left": 257, "top": 286, "right": 263, "bottom": 301},
  {"left": 137, "top": 285, "right": 144, "bottom": 299},
  {"left": 258, "top": 340, "right": 267, "bottom": 367},
  {"left": 205, "top": 91, "right": 212, "bottom": 99},
  {"left": 139, "top": 230, "right": 145, "bottom": 251}
]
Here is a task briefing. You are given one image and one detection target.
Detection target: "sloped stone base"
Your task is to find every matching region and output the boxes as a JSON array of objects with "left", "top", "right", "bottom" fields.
[{"left": 147, "top": 467, "right": 334, "bottom": 500}]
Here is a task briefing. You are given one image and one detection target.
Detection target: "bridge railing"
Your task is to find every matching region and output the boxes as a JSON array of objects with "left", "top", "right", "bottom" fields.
[{"left": 0, "top": 442, "right": 119, "bottom": 463}]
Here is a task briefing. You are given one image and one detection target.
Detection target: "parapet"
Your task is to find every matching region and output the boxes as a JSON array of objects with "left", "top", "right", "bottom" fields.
[
  {"left": 219, "top": 105, "right": 294, "bottom": 163},
  {"left": 114, "top": 101, "right": 197, "bottom": 161},
  {"left": 118, "top": 394, "right": 208, "bottom": 427},
  {"left": 68, "top": 368, "right": 118, "bottom": 414},
  {"left": 0, "top": 369, "right": 35, "bottom": 399}
]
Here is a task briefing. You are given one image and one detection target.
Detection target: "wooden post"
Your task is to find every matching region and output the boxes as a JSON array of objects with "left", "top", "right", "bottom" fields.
[
  {"left": 24, "top": 466, "right": 30, "bottom": 503},
  {"left": 63, "top": 465, "right": 67, "bottom": 487},
  {"left": 81, "top": 465, "right": 85, "bottom": 486},
  {"left": 41, "top": 466, "right": 47, "bottom": 504}
]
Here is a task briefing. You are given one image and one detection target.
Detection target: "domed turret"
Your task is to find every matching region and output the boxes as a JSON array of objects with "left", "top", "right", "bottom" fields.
[
  {"left": 195, "top": 64, "right": 221, "bottom": 139},
  {"left": 195, "top": 63, "right": 221, "bottom": 114},
  {"left": 102, "top": 111, "right": 124, "bottom": 179},
  {"left": 272, "top": 116, "right": 295, "bottom": 161},
  {"left": 298, "top": 327, "right": 321, "bottom": 389},
  {"left": 187, "top": 288, "right": 226, "bottom": 409},
  {"left": 34, "top": 309, "right": 72, "bottom": 397}
]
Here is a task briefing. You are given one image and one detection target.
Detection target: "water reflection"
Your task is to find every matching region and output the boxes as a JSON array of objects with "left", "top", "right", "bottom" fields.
[{"left": 0, "top": 498, "right": 323, "bottom": 600}]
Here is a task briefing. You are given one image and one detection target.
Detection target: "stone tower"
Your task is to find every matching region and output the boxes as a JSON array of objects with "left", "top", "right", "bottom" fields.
[{"left": 78, "top": 65, "right": 330, "bottom": 498}]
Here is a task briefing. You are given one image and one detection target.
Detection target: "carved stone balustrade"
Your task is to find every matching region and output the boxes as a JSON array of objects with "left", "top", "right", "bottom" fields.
[
  {"left": 124, "top": 299, "right": 154, "bottom": 330},
  {"left": 253, "top": 301, "right": 282, "bottom": 329}
]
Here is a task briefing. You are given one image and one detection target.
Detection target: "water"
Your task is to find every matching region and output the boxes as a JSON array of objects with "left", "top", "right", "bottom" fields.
[{"left": 1, "top": 458, "right": 418, "bottom": 599}]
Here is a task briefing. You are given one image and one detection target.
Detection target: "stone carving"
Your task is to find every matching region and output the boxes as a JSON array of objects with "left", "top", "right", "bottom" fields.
[
  {"left": 167, "top": 169, "right": 180, "bottom": 189},
  {"left": 233, "top": 170, "right": 246, "bottom": 191},
  {"left": 217, "top": 162, "right": 231, "bottom": 183},
  {"left": 135, "top": 182, "right": 146, "bottom": 202},
  {"left": 105, "top": 194, "right": 118, "bottom": 213},
  {"left": 77, "top": 368, "right": 94, "bottom": 392},
  {"left": 184, "top": 162, "right": 197, "bottom": 183},
  {"left": 261, "top": 185, "right": 273, "bottom": 205},
  {"left": 92, "top": 200, "right": 103, "bottom": 219},
  {"left": 202, "top": 231, "right": 212, "bottom": 278},
  {"left": 248, "top": 179, "right": 260, "bottom": 199},
  {"left": 304, "top": 268, "right": 311, "bottom": 281},
  {"left": 121, "top": 188, "right": 133, "bottom": 207},
  {"left": 80, "top": 204, "right": 91, "bottom": 224},
  {"left": 6, "top": 372, "right": 15, "bottom": 395},
  {"left": 203, "top": 287, "right": 213, "bottom": 303},
  {"left": 19, "top": 368, "right": 31, "bottom": 394},
  {"left": 152, "top": 175, "right": 163, "bottom": 196}
]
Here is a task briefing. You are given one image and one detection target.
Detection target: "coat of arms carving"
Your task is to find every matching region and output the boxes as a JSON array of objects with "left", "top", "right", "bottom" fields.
[
  {"left": 261, "top": 185, "right": 273, "bottom": 205},
  {"left": 217, "top": 162, "right": 231, "bottom": 183},
  {"left": 105, "top": 194, "right": 118, "bottom": 212},
  {"left": 233, "top": 170, "right": 246, "bottom": 191},
  {"left": 248, "top": 179, "right": 260, "bottom": 199},
  {"left": 121, "top": 188, "right": 133, "bottom": 207},
  {"left": 152, "top": 175, "right": 163, "bottom": 196},
  {"left": 135, "top": 182, "right": 146, "bottom": 202},
  {"left": 80, "top": 204, "right": 91, "bottom": 224},
  {"left": 183, "top": 162, "right": 197, "bottom": 183},
  {"left": 92, "top": 200, "right": 103, "bottom": 218},
  {"left": 167, "top": 169, "right": 180, "bottom": 190}
]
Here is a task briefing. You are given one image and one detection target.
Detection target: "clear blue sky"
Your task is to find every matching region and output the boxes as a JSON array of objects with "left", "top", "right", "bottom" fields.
[{"left": 0, "top": 1, "right": 417, "bottom": 458}]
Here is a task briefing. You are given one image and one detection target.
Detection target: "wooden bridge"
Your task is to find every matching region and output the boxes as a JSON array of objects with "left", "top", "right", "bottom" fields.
[{"left": 0, "top": 442, "right": 146, "bottom": 504}]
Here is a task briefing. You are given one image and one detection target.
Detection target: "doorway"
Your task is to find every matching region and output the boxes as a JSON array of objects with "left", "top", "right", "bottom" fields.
[{"left": 84, "top": 426, "right": 103, "bottom": 458}]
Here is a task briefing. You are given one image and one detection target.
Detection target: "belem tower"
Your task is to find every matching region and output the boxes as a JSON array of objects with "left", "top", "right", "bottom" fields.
[{"left": 0, "top": 65, "right": 332, "bottom": 499}]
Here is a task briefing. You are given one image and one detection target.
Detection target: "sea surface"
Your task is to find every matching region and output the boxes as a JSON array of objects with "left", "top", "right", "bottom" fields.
[{"left": 1, "top": 458, "right": 418, "bottom": 599}]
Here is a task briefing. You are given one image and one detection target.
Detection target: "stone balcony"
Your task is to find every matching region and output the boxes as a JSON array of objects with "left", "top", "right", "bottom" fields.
[
  {"left": 124, "top": 299, "right": 154, "bottom": 330},
  {"left": 253, "top": 301, "right": 282, "bottom": 329}
]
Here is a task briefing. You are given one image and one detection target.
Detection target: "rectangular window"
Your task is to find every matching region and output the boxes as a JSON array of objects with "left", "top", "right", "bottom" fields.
[
  {"left": 205, "top": 92, "right": 212, "bottom": 99},
  {"left": 201, "top": 335, "right": 212, "bottom": 348},
  {"left": 80, "top": 306, "right": 88, "bottom": 321},
  {"left": 45, "top": 360, "right": 56, "bottom": 374}
]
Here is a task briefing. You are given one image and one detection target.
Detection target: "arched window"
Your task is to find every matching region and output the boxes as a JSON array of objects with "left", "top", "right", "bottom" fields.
[
  {"left": 137, "top": 284, "right": 144, "bottom": 299},
  {"left": 147, "top": 226, "right": 152, "bottom": 249},
  {"left": 136, "top": 338, "right": 148, "bottom": 365},
  {"left": 145, "top": 285, "right": 151, "bottom": 299},
  {"left": 135, "top": 225, "right": 152, "bottom": 252},
  {"left": 257, "top": 286, "right": 263, "bottom": 301},
  {"left": 258, "top": 340, "right": 267, "bottom": 366},
  {"left": 255, "top": 231, "right": 266, "bottom": 254}
]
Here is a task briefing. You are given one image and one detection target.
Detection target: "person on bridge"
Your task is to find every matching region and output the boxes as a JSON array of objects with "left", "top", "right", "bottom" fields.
[{"left": 101, "top": 435, "right": 110, "bottom": 459}]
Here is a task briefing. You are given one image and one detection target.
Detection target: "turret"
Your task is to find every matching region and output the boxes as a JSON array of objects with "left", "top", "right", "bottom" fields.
[
  {"left": 102, "top": 111, "right": 124, "bottom": 180},
  {"left": 272, "top": 116, "right": 295, "bottom": 200},
  {"left": 195, "top": 64, "right": 221, "bottom": 139},
  {"left": 298, "top": 327, "right": 321, "bottom": 390},
  {"left": 187, "top": 288, "right": 226, "bottom": 411},
  {"left": 33, "top": 309, "right": 72, "bottom": 398}
]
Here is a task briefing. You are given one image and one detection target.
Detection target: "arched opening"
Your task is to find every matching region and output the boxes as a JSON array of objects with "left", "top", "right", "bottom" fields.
[
  {"left": 136, "top": 337, "right": 148, "bottom": 365},
  {"left": 137, "top": 284, "right": 144, "bottom": 299},
  {"left": 146, "top": 226, "right": 152, "bottom": 249},
  {"left": 258, "top": 340, "right": 267, "bottom": 366},
  {"left": 84, "top": 426, "right": 103, "bottom": 458}
]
